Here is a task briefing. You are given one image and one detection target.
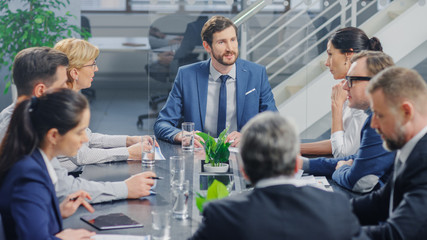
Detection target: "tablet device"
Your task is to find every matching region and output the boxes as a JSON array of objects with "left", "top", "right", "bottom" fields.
[{"left": 80, "top": 213, "right": 143, "bottom": 230}]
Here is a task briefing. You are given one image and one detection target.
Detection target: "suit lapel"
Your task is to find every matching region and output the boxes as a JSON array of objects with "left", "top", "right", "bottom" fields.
[
  {"left": 33, "top": 150, "right": 63, "bottom": 230},
  {"left": 236, "top": 59, "right": 248, "bottom": 127},
  {"left": 196, "top": 60, "right": 210, "bottom": 131}
]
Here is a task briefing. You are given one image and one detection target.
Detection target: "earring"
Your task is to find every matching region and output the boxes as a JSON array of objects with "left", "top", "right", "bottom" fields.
[{"left": 75, "top": 77, "right": 78, "bottom": 81}]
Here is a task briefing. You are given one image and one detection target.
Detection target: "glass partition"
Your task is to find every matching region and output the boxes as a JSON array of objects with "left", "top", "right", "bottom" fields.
[{"left": 82, "top": 0, "right": 395, "bottom": 138}]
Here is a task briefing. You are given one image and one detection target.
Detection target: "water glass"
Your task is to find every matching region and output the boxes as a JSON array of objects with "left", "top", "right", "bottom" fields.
[
  {"left": 170, "top": 156, "right": 185, "bottom": 187},
  {"left": 172, "top": 180, "right": 190, "bottom": 219},
  {"left": 181, "top": 122, "right": 194, "bottom": 152},
  {"left": 142, "top": 135, "right": 156, "bottom": 168},
  {"left": 152, "top": 210, "right": 171, "bottom": 239}
]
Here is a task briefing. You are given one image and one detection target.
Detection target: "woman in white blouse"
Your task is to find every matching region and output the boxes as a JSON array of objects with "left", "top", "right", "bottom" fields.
[
  {"left": 300, "top": 27, "right": 383, "bottom": 158},
  {"left": 54, "top": 38, "right": 156, "bottom": 171}
]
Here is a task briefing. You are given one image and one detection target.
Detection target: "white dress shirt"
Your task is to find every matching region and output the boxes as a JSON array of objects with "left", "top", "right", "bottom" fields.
[
  {"left": 204, "top": 61, "right": 237, "bottom": 137},
  {"left": 331, "top": 101, "right": 368, "bottom": 158},
  {"left": 39, "top": 148, "right": 58, "bottom": 185}
]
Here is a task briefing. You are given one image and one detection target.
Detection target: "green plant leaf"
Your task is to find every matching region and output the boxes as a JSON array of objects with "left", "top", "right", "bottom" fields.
[
  {"left": 206, "top": 179, "right": 229, "bottom": 200},
  {"left": 195, "top": 180, "right": 229, "bottom": 213},
  {"left": 195, "top": 193, "right": 207, "bottom": 213},
  {"left": 0, "top": 0, "right": 87, "bottom": 94}
]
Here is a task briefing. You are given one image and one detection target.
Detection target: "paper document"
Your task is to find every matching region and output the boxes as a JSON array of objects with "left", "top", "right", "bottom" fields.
[
  {"left": 134, "top": 146, "right": 165, "bottom": 161},
  {"left": 300, "top": 174, "right": 333, "bottom": 192}
]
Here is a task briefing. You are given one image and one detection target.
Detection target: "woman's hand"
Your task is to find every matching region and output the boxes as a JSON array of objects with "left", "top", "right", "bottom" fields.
[
  {"left": 60, "top": 190, "right": 94, "bottom": 219},
  {"left": 331, "top": 80, "right": 347, "bottom": 110}
]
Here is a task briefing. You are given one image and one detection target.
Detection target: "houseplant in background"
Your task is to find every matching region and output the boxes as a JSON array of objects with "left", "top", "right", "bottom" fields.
[
  {"left": 197, "top": 127, "right": 231, "bottom": 173},
  {"left": 0, "top": 0, "right": 90, "bottom": 94}
]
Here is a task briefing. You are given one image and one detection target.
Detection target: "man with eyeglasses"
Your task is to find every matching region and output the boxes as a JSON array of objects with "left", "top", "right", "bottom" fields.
[{"left": 301, "top": 51, "right": 395, "bottom": 193}]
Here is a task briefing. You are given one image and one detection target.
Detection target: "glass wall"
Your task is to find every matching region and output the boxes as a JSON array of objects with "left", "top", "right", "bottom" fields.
[{"left": 82, "top": 0, "right": 395, "bottom": 138}]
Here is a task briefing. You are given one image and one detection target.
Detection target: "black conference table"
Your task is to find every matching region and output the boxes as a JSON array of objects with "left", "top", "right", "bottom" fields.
[
  {"left": 62, "top": 140, "right": 247, "bottom": 239},
  {"left": 63, "top": 140, "right": 360, "bottom": 239}
]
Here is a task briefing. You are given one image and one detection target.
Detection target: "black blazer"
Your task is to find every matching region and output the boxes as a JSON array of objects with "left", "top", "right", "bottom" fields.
[
  {"left": 352, "top": 133, "right": 427, "bottom": 240},
  {"left": 191, "top": 184, "right": 368, "bottom": 240}
]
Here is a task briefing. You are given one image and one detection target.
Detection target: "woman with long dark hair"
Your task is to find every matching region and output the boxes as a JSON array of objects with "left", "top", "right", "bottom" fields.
[
  {"left": 0, "top": 89, "right": 96, "bottom": 239},
  {"left": 300, "top": 27, "right": 382, "bottom": 158}
]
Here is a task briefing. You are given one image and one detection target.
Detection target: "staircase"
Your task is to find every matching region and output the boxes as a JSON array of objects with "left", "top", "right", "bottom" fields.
[{"left": 253, "top": 0, "right": 427, "bottom": 136}]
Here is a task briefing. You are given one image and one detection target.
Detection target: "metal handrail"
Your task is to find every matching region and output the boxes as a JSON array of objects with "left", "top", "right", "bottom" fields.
[
  {"left": 231, "top": 0, "right": 272, "bottom": 27},
  {"left": 253, "top": 0, "right": 340, "bottom": 62},
  {"left": 246, "top": 0, "right": 305, "bottom": 46},
  {"left": 266, "top": 0, "right": 377, "bottom": 81}
]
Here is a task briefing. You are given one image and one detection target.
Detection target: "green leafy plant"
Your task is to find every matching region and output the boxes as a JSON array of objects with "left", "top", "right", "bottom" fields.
[
  {"left": 0, "top": 0, "right": 91, "bottom": 94},
  {"left": 197, "top": 127, "right": 231, "bottom": 166},
  {"left": 195, "top": 179, "right": 229, "bottom": 213}
]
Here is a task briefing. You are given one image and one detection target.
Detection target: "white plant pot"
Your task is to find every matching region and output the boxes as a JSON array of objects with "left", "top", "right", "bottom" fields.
[{"left": 203, "top": 163, "right": 229, "bottom": 173}]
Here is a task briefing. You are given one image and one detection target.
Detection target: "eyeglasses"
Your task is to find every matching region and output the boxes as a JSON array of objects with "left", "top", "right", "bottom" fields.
[
  {"left": 345, "top": 76, "right": 371, "bottom": 88},
  {"left": 82, "top": 60, "right": 97, "bottom": 70}
]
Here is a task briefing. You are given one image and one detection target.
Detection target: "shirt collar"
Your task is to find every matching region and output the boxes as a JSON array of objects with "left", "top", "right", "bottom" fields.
[
  {"left": 398, "top": 125, "right": 427, "bottom": 164},
  {"left": 209, "top": 59, "right": 236, "bottom": 82},
  {"left": 255, "top": 175, "right": 305, "bottom": 188},
  {"left": 38, "top": 148, "right": 58, "bottom": 185}
]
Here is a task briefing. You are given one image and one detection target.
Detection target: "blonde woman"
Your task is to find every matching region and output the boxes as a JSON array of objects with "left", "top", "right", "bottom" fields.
[{"left": 54, "top": 38, "right": 155, "bottom": 171}]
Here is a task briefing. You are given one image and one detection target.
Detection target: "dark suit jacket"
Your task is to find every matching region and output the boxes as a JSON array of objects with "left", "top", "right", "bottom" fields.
[
  {"left": 191, "top": 184, "right": 368, "bottom": 240},
  {"left": 154, "top": 58, "right": 277, "bottom": 142},
  {"left": 0, "top": 149, "right": 62, "bottom": 240},
  {"left": 352, "top": 133, "right": 427, "bottom": 240}
]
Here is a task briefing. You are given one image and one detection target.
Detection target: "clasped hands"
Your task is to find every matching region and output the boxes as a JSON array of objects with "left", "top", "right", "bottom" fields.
[{"left": 175, "top": 130, "right": 241, "bottom": 148}]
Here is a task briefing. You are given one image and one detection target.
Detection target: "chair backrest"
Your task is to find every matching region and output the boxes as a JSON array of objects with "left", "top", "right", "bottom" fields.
[{"left": 81, "top": 15, "right": 91, "bottom": 37}]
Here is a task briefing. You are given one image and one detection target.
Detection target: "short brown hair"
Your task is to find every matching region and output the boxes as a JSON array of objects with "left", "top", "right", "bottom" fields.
[
  {"left": 351, "top": 50, "right": 394, "bottom": 76},
  {"left": 368, "top": 67, "right": 427, "bottom": 114},
  {"left": 13, "top": 47, "right": 69, "bottom": 96},
  {"left": 201, "top": 15, "right": 237, "bottom": 46}
]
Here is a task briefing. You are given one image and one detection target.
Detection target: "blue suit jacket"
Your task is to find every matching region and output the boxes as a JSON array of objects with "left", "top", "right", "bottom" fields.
[
  {"left": 308, "top": 112, "right": 395, "bottom": 193},
  {"left": 154, "top": 58, "right": 278, "bottom": 142},
  {"left": 0, "top": 149, "right": 62, "bottom": 240}
]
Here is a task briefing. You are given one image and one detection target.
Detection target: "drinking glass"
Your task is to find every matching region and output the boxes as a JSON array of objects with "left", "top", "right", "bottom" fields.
[
  {"left": 142, "top": 135, "right": 156, "bottom": 168},
  {"left": 152, "top": 209, "right": 171, "bottom": 239},
  {"left": 181, "top": 122, "right": 194, "bottom": 152},
  {"left": 169, "top": 156, "right": 185, "bottom": 187},
  {"left": 172, "top": 180, "right": 190, "bottom": 219}
]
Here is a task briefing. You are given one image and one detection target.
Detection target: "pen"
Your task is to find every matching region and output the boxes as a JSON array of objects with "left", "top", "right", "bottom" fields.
[
  {"left": 69, "top": 196, "right": 79, "bottom": 201},
  {"left": 150, "top": 176, "right": 164, "bottom": 180}
]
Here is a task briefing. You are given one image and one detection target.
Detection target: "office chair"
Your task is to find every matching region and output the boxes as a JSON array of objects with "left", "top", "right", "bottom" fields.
[
  {"left": 80, "top": 15, "right": 96, "bottom": 103},
  {"left": 136, "top": 14, "right": 195, "bottom": 128}
]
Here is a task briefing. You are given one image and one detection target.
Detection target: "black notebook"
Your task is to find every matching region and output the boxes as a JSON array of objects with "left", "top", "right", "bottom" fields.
[{"left": 81, "top": 213, "right": 143, "bottom": 230}]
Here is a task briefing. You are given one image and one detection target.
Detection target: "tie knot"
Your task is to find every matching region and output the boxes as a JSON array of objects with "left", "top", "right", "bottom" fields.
[{"left": 220, "top": 75, "right": 229, "bottom": 83}]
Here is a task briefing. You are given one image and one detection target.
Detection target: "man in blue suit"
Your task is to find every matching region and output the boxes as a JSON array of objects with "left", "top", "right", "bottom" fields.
[
  {"left": 352, "top": 67, "right": 427, "bottom": 239},
  {"left": 302, "top": 51, "right": 395, "bottom": 193},
  {"left": 154, "top": 15, "right": 277, "bottom": 147}
]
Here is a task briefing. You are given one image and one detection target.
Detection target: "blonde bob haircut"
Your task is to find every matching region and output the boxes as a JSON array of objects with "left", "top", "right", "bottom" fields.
[{"left": 54, "top": 38, "right": 99, "bottom": 88}]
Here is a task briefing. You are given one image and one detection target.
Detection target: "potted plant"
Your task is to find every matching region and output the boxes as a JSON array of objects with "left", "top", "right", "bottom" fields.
[
  {"left": 197, "top": 127, "right": 231, "bottom": 173},
  {"left": 0, "top": 0, "right": 90, "bottom": 94}
]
